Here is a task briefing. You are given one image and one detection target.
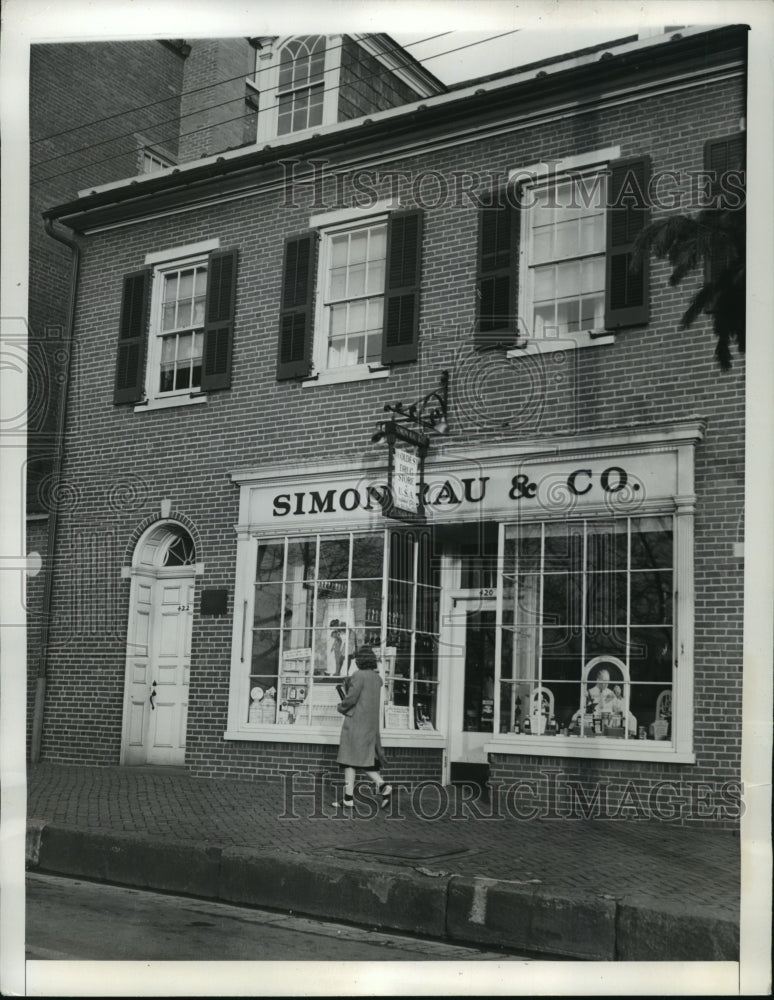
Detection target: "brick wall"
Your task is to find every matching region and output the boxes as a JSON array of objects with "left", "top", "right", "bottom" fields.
[
  {"left": 338, "top": 37, "right": 424, "bottom": 120},
  {"left": 29, "top": 41, "right": 186, "bottom": 512},
  {"left": 37, "top": 63, "right": 746, "bottom": 824},
  {"left": 177, "top": 39, "right": 256, "bottom": 161}
]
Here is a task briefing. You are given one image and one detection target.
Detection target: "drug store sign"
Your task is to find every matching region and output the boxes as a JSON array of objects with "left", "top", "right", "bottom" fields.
[{"left": 238, "top": 443, "right": 682, "bottom": 531}]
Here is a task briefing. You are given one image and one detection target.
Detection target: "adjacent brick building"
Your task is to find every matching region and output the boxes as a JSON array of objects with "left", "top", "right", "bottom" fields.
[{"left": 34, "top": 28, "right": 746, "bottom": 827}]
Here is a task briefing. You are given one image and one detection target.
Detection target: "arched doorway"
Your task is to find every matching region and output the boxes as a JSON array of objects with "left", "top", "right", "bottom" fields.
[{"left": 120, "top": 522, "right": 196, "bottom": 765}]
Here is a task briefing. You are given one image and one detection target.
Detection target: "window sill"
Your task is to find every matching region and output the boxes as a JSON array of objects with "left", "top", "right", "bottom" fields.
[
  {"left": 484, "top": 737, "right": 695, "bottom": 764},
  {"left": 224, "top": 726, "right": 446, "bottom": 748},
  {"left": 133, "top": 393, "right": 208, "bottom": 412},
  {"left": 302, "top": 366, "right": 390, "bottom": 388},
  {"left": 507, "top": 331, "right": 615, "bottom": 357}
]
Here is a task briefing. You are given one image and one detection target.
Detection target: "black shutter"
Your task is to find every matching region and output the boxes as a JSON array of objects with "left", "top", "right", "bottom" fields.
[
  {"left": 201, "top": 248, "right": 238, "bottom": 391},
  {"left": 605, "top": 156, "right": 651, "bottom": 329},
  {"left": 277, "top": 232, "right": 317, "bottom": 380},
  {"left": 704, "top": 133, "right": 746, "bottom": 285},
  {"left": 475, "top": 190, "right": 518, "bottom": 349},
  {"left": 381, "top": 209, "right": 423, "bottom": 365},
  {"left": 114, "top": 269, "right": 151, "bottom": 404}
]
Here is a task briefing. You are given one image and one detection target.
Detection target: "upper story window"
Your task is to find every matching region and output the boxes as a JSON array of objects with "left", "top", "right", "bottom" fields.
[
  {"left": 113, "top": 241, "right": 238, "bottom": 411},
  {"left": 522, "top": 172, "right": 607, "bottom": 339},
  {"left": 475, "top": 149, "right": 651, "bottom": 353},
  {"left": 317, "top": 218, "right": 387, "bottom": 372},
  {"left": 277, "top": 36, "right": 326, "bottom": 135},
  {"left": 276, "top": 204, "right": 423, "bottom": 385},
  {"left": 141, "top": 149, "right": 174, "bottom": 174},
  {"left": 154, "top": 260, "right": 207, "bottom": 396}
]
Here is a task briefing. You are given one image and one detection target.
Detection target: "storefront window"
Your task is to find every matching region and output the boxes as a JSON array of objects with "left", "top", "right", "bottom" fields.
[
  {"left": 499, "top": 516, "right": 674, "bottom": 742},
  {"left": 248, "top": 530, "right": 440, "bottom": 730}
]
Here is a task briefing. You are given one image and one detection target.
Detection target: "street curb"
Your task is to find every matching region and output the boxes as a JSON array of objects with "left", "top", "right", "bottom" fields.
[
  {"left": 219, "top": 847, "right": 449, "bottom": 938},
  {"left": 446, "top": 876, "right": 617, "bottom": 960},
  {"left": 27, "top": 822, "right": 739, "bottom": 960}
]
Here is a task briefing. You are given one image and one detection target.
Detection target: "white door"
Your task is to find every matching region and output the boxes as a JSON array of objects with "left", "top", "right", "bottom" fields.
[
  {"left": 122, "top": 576, "right": 192, "bottom": 765},
  {"left": 446, "top": 595, "right": 497, "bottom": 768}
]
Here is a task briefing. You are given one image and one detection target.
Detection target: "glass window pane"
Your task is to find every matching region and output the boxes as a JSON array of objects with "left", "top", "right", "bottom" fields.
[
  {"left": 330, "top": 235, "right": 349, "bottom": 268},
  {"left": 630, "top": 571, "right": 673, "bottom": 624},
  {"left": 631, "top": 517, "right": 673, "bottom": 569},
  {"left": 256, "top": 541, "right": 284, "bottom": 582},
  {"left": 541, "top": 628, "right": 582, "bottom": 679},
  {"left": 162, "top": 303, "right": 176, "bottom": 332},
  {"left": 347, "top": 299, "right": 366, "bottom": 333},
  {"left": 251, "top": 628, "right": 280, "bottom": 675},
  {"left": 253, "top": 583, "right": 283, "bottom": 629},
  {"left": 347, "top": 263, "right": 366, "bottom": 298},
  {"left": 532, "top": 228, "right": 553, "bottom": 263},
  {"left": 367, "top": 260, "right": 385, "bottom": 295},
  {"left": 319, "top": 537, "right": 350, "bottom": 580},
  {"left": 555, "top": 219, "right": 580, "bottom": 259},
  {"left": 193, "top": 296, "right": 205, "bottom": 327},
  {"left": 533, "top": 265, "right": 554, "bottom": 301},
  {"left": 179, "top": 270, "right": 194, "bottom": 299},
  {"left": 351, "top": 533, "right": 383, "bottom": 578},
  {"left": 349, "top": 231, "right": 367, "bottom": 264},
  {"left": 177, "top": 301, "right": 192, "bottom": 328},
  {"left": 587, "top": 523, "right": 626, "bottom": 572},
  {"left": 586, "top": 571, "right": 628, "bottom": 626},
  {"left": 162, "top": 273, "right": 177, "bottom": 303},
  {"left": 556, "top": 259, "right": 581, "bottom": 296},
  {"left": 629, "top": 627, "right": 673, "bottom": 683}
]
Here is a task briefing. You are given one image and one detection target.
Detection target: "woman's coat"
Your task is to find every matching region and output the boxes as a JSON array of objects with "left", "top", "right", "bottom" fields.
[{"left": 336, "top": 668, "right": 383, "bottom": 767}]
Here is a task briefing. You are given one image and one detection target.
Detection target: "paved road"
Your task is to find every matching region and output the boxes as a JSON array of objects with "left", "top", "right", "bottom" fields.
[{"left": 26, "top": 873, "right": 526, "bottom": 962}]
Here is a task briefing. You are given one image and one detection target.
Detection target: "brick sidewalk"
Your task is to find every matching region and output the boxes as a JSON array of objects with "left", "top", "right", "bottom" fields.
[{"left": 27, "top": 762, "right": 739, "bottom": 916}]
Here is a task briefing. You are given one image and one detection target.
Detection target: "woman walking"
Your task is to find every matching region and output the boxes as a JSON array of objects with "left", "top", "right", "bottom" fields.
[{"left": 334, "top": 645, "right": 392, "bottom": 812}]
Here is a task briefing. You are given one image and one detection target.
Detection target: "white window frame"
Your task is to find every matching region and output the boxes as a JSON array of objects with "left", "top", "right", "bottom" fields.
[
  {"left": 225, "top": 527, "right": 446, "bottom": 749},
  {"left": 486, "top": 503, "right": 696, "bottom": 765},
  {"left": 137, "top": 239, "right": 219, "bottom": 412},
  {"left": 508, "top": 147, "right": 619, "bottom": 357},
  {"left": 304, "top": 202, "right": 397, "bottom": 387},
  {"left": 255, "top": 35, "right": 342, "bottom": 143}
]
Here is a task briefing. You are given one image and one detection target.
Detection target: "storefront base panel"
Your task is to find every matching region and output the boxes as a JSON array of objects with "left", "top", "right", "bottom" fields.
[
  {"left": 488, "top": 754, "right": 742, "bottom": 830},
  {"left": 184, "top": 738, "right": 444, "bottom": 786}
]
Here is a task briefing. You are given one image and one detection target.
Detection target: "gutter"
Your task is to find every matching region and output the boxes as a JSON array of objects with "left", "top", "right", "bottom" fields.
[
  {"left": 43, "top": 23, "right": 748, "bottom": 231},
  {"left": 31, "top": 219, "right": 80, "bottom": 763}
]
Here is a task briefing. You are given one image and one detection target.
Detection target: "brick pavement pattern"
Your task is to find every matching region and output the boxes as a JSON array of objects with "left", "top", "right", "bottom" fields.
[{"left": 27, "top": 763, "right": 739, "bottom": 917}]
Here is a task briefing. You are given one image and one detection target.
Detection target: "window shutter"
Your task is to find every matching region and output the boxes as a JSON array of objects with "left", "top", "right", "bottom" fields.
[
  {"left": 605, "top": 156, "right": 651, "bottom": 329},
  {"left": 704, "top": 133, "right": 746, "bottom": 285},
  {"left": 381, "top": 209, "right": 423, "bottom": 365},
  {"left": 114, "top": 268, "right": 151, "bottom": 404},
  {"left": 475, "top": 191, "right": 518, "bottom": 349},
  {"left": 277, "top": 232, "right": 317, "bottom": 380},
  {"left": 201, "top": 248, "right": 238, "bottom": 391}
]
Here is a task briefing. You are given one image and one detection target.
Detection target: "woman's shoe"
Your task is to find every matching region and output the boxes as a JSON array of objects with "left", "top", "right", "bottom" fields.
[
  {"left": 332, "top": 794, "right": 354, "bottom": 811},
  {"left": 380, "top": 785, "right": 392, "bottom": 810}
]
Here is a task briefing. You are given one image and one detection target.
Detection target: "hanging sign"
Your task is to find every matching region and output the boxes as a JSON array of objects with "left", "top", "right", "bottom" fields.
[{"left": 384, "top": 421, "right": 428, "bottom": 523}]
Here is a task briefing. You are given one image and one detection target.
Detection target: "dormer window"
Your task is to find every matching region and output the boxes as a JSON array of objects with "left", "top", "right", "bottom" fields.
[{"left": 277, "top": 36, "right": 325, "bottom": 135}]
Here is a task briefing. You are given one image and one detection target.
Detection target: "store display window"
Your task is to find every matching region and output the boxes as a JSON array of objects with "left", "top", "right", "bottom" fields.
[
  {"left": 248, "top": 529, "right": 440, "bottom": 729},
  {"left": 499, "top": 515, "right": 674, "bottom": 742}
]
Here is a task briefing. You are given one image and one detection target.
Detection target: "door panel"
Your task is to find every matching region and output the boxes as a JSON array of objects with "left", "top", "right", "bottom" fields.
[
  {"left": 123, "top": 577, "right": 193, "bottom": 766},
  {"left": 146, "top": 580, "right": 192, "bottom": 765},
  {"left": 447, "top": 598, "right": 496, "bottom": 767}
]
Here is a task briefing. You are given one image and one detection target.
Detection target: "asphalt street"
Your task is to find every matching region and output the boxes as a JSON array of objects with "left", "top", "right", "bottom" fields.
[{"left": 26, "top": 872, "right": 526, "bottom": 963}]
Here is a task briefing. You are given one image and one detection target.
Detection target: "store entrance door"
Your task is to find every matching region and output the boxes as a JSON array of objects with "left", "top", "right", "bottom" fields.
[{"left": 446, "top": 594, "right": 497, "bottom": 785}]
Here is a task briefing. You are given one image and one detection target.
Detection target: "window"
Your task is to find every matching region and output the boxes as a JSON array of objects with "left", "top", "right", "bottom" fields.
[
  {"left": 523, "top": 171, "right": 607, "bottom": 339},
  {"left": 277, "top": 36, "right": 326, "bottom": 135},
  {"left": 141, "top": 149, "right": 174, "bottom": 174},
  {"left": 276, "top": 208, "right": 423, "bottom": 382},
  {"left": 154, "top": 260, "right": 207, "bottom": 396},
  {"left": 499, "top": 516, "right": 675, "bottom": 743},
  {"left": 317, "top": 219, "right": 387, "bottom": 372},
  {"left": 247, "top": 529, "right": 440, "bottom": 730},
  {"left": 475, "top": 153, "right": 651, "bottom": 351},
  {"left": 113, "top": 243, "right": 238, "bottom": 408}
]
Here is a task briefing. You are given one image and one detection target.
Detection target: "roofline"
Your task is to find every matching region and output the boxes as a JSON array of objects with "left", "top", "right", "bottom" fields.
[{"left": 44, "top": 24, "right": 747, "bottom": 229}]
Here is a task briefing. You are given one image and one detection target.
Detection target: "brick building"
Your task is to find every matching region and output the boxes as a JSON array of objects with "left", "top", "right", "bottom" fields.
[{"left": 34, "top": 27, "right": 746, "bottom": 826}]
